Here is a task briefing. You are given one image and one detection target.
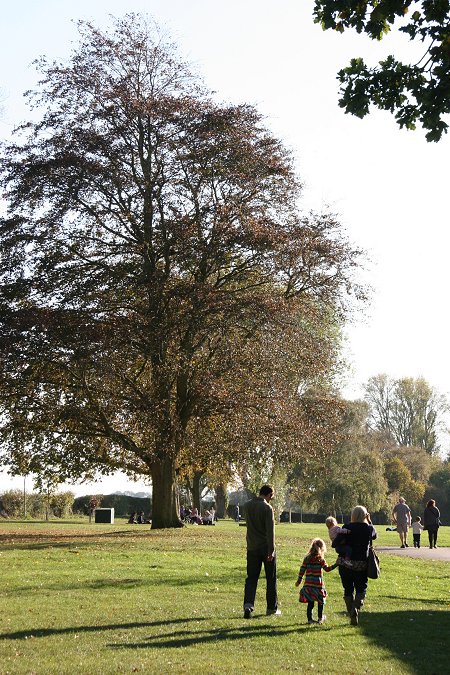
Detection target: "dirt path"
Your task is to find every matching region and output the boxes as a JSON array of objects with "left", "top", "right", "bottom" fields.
[{"left": 376, "top": 546, "right": 450, "bottom": 562}]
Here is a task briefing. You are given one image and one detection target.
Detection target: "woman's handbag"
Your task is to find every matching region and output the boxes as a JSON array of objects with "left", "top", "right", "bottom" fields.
[{"left": 367, "top": 544, "right": 380, "bottom": 579}]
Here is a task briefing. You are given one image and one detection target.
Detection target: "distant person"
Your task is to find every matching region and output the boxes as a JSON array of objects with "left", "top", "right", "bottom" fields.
[
  {"left": 137, "top": 511, "right": 145, "bottom": 524},
  {"left": 128, "top": 512, "right": 137, "bottom": 524},
  {"left": 337, "top": 505, "right": 377, "bottom": 626},
  {"left": 190, "top": 507, "right": 202, "bottom": 525},
  {"left": 203, "top": 509, "right": 214, "bottom": 525},
  {"left": 325, "top": 516, "right": 352, "bottom": 567},
  {"left": 423, "top": 499, "right": 441, "bottom": 548},
  {"left": 392, "top": 497, "right": 411, "bottom": 548},
  {"left": 412, "top": 516, "right": 423, "bottom": 548},
  {"left": 295, "top": 538, "right": 337, "bottom": 624},
  {"left": 243, "top": 484, "right": 280, "bottom": 618}
]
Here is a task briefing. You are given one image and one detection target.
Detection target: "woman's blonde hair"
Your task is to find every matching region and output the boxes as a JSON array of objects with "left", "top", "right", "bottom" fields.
[
  {"left": 351, "top": 505, "right": 369, "bottom": 523},
  {"left": 307, "top": 538, "right": 327, "bottom": 559},
  {"left": 325, "top": 516, "right": 337, "bottom": 527}
]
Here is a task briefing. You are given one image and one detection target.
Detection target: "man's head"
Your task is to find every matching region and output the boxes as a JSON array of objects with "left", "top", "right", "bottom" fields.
[
  {"left": 259, "top": 485, "right": 274, "bottom": 501},
  {"left": 399, "top": 497, "right": 405, "bottom": 504}
]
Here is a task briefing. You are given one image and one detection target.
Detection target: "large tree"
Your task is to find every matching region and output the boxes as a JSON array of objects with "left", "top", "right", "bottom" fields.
[
  {"left": 313, "top": 1, "right": 450, "bottom": 141},
  {"left": 364, "top": 374, "right": 447, "bottom": 454},
  {"left": 0, "top": 15, "right": 363, "bottom": 528}
]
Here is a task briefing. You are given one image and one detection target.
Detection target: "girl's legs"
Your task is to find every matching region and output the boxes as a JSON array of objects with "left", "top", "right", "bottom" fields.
[
  {"left": 307, "top": 601, "right": 314, "bottom": 622},
  {"left": 317, "top": 602, "right": 324, "bottom": 620}
]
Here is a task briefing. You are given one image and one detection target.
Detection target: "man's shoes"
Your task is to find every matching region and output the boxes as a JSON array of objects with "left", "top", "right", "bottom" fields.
[
  {"left": 400, "top": 544, "right": 405, "bottom": 548},
  {"left": 405, "top": 543, "right": 409, "bottom": 547},
  {"left": 243, "top": 606, "right": 253, "bottom": 619},
  {"left": 266, "top": 608, "right": 282, "bottom": 616}
]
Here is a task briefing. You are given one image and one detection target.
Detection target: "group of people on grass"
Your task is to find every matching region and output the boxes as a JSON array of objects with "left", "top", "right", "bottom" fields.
[
  {"left": 243, "top": 484, "right": 377, "bottom": 626},
  {"left": 392, "top": 496, "right": 441, "bottom": 549},
  {"left": 180, "top": 505, "right": 215, "bottom": 525},
  {"left": 127, "top": 511, "right": 147, "bottom": 524}
]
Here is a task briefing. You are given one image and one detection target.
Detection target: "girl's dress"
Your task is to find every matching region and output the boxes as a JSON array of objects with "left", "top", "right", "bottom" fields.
[{"left": 298, "top": 554, "right": 335, "bottom": 604}]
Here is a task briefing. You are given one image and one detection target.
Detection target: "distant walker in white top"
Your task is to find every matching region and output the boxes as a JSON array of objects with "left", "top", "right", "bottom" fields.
[{"left": 412, "top": 516, "right": 424, "bottom": 548}]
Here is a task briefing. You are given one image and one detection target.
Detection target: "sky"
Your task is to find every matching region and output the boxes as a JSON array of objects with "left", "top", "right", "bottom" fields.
[{"left": 0, "top": 1, "right": 449, "bottom": 496}]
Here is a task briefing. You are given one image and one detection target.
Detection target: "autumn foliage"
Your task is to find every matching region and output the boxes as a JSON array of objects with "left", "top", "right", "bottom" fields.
[{"left": 0, "top": 15, "right": 364, "bottom": 527}]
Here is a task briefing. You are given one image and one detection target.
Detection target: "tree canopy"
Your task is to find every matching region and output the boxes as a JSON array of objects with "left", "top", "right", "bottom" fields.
[
  {"left": 313, "top": 1, "right": 450, "bottom": 141},
  {"left": 364, "top": 374, "right": 448, "bottom": 453},
  {"left": 0, "top": 15, "right": 364, "bottom": 527}
]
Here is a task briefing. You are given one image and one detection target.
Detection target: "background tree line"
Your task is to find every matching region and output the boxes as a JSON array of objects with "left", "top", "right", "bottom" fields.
[{"left": 185, "top": 372, "right": 450, "bottom": 523}]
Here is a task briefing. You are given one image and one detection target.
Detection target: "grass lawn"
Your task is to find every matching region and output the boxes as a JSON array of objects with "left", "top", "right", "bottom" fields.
[{"left": 1, "top": 519, "right": 449, "bottom": 674}]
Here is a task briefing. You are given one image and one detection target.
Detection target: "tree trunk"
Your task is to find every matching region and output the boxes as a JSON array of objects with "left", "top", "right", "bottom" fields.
[
  {"left": 151, "top": 455, "right": 182, "bottom": 529},
  {"left": 215, "top": 483, "right": 227, "bottom": 519},
  {"left": 192, "top": 470, "right": 203, "bottom": 513}
]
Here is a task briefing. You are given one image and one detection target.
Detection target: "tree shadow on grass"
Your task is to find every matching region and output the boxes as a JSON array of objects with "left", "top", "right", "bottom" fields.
[
  {"left": 0, "top": 615, "right": 307, "bottom": 647},
  {"left": 7, "top": 570, "right": 240, "bottom": 596},
  {"left": 107, "top": 621, "right": 307, "bottom": 650},
  {"left": 0, "top": 617, "right": 207, "bottom": 641},
  {"left": 0, "top": 529, "right": 148, "bottom": 551},
  {"left": 6, "top": 577, "right": 151, "bottom": 596},
  {"left": 358, "top": 610, "right": 449, "bottom": 674}
]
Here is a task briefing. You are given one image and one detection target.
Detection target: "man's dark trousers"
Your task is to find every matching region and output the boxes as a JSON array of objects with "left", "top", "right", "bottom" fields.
[{"left": 244, "top": 546, "right": 278, "bottom": 611}]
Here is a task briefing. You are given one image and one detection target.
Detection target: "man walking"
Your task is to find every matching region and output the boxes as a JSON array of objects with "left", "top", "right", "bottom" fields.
[
  {"left": 392, "top": 496, "right": 412, "bottom": 548},
  {"left": 243, "top": 484, "right": 280, "bottom": 618}
]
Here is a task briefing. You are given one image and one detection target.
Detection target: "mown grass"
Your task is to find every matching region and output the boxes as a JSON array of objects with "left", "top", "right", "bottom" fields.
[{"left": 0, "top": 519, "right": 449, "bottom": 674}]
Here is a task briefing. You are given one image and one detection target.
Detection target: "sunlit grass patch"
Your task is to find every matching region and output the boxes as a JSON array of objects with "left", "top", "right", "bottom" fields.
[{"left": 0, "top": 520, "right": 449, "bottom": 674}]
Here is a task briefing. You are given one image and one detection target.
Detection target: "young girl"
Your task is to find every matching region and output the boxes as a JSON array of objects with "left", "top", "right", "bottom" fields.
[{"left": 295, "top": 538, "right": 337, "bottom": 624}]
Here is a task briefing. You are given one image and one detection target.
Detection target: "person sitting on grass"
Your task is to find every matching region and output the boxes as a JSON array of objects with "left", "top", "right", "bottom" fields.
[
  {"left": 325, "top": 516, "right": 352, "bottom": 567},
  {"left": 295, "top": 538, "right": 338, "bottom": 625}
]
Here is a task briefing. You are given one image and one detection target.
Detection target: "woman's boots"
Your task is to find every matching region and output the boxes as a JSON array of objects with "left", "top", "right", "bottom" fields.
[
  {"left": 344, "top": 596, "right": 353, "bottom": 615},
  {"left": 350, "top": 593, "right": 365, "bottom": 625},
  {"left": 345, "top": 594, "right": 365, "bottom": 625}
]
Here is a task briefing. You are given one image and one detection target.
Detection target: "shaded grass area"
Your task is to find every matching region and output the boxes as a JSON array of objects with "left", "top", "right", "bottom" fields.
[{"left": 0, "top": 520, "right": 449, "bottom": 674}]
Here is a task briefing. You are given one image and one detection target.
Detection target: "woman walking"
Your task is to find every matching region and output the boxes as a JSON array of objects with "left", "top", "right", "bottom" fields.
[
  {"left": 337, "top": 505, "right": 377, "bottom": 626},
  {"left": 423, "top": 499, "right": 441, "bottom": 549}
]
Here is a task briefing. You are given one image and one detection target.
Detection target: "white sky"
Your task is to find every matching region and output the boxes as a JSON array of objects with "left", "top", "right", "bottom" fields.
[{"left": 1, "top": 1, "right": 449, "bottom": 496}]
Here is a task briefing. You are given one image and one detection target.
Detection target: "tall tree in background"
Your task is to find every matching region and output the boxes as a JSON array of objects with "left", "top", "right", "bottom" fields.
[
  {"left": 313, "top": 1, "right": 450, "bottom": 141},
  {"left": 288, "top": 399, "right": 388, "bottom": 516},
  {"left": 0, "top": 15, "right": 364, "bottom": 528},
  {"left": 364, "top": 374, "right": 447, "bottom": 454}
]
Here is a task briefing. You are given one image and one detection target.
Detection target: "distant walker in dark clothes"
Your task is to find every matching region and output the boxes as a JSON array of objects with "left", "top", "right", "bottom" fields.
[
  {"left": 423, "top": 499, "right": 441, "bottom": 549},
  {"left": 243, "top": 484, "right": 280, "bottom": 618}
]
